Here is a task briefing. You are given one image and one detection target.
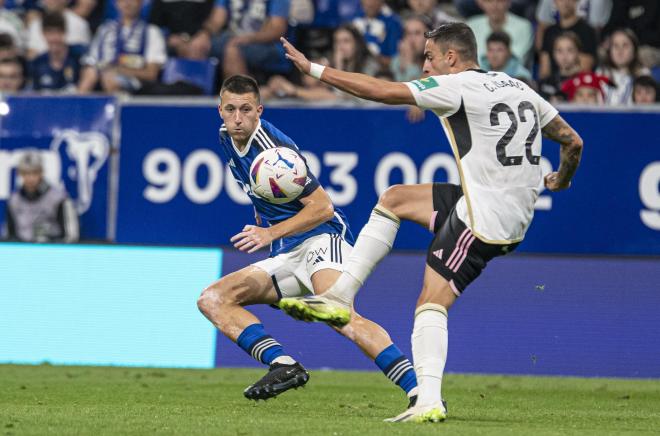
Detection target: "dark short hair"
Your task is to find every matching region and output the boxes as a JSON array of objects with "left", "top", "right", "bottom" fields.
[
  {"left": 553, "top": 30, "right": 582, "bottom": 52},
  {"left": 0, "top": 57, "right": 22, "bottom": 70},
  {"left": 486, "top": 31, "right": 511, "bottom": 49},
  {"left": 42, "top": 11, "right": 67, "bottom": 33},
  {"left": 424, "top": 22, "right": 478, "bottom": 63},
  {"left": 0, "top": 33, "right": 15, "bottom": 50},
  {"left": 633, "top": 75, "right": 658, "bottom": 102},
  {"left": 220, "top": 75, "right": 260, "bottom": 102}
]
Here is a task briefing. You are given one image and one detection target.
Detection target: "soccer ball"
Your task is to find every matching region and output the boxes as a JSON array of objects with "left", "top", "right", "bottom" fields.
[{"left": 249, "top": 147, "right": 308, "bottom": 204}]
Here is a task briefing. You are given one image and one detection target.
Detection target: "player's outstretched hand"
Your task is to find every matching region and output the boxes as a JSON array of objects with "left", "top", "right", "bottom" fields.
[
  {"left": 280, "top": 37, "right": 311, "bottom": 75},
  {"left": 230, "top": 225, "right": 274, "bottom": 253},
  {"left": 544, "top": 172, "right": 571, "bottom": 192}
]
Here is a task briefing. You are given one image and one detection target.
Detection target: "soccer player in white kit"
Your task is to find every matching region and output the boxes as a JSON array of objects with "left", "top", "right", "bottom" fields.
[{"left": 278, "top": 23, "right": 583, "bottom": 422}]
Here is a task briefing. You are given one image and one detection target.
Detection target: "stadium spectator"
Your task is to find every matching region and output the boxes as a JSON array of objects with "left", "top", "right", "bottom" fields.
[
  {"left": 352, "top": 0, "right": 403, "bottom": 66},
  {"left": 0, "top": 56, "right": 23, "bottom": 91},
  {"left": 466, "top": 0, "right": 533, "bottom": 65},
  {"left": 211, "top": 0, "right": 293, "bottom": 79},
  {"left": 26, "top": 0, "right": 91, "bottom": 59},
  {"left": 632, "top": 75, "right": 657, "bottom": 104},
  {"left": 480, "top": 30, "right": 531, "bottom": 81},
  {"left": 535, "top": 0, "right": 612, "bottom": 50},
  {"left": 2, "top": 150, "right": 79, "bottom": 243},
  {"left": 596, "top": 28, "right": 649, "bottom": 105},
  {"left": 603, "top": 0, "right": 660, "bottom": 68},
  {"left": 0, "top": 32, "right": 19, "bottom": 60},
  {"left": 332, "top": 24, "right": 380, "bottom": 76},
  {"left": 260, "top": 56, "right": 338, "bottom": 101},
  {"left": 407, "top": 0, "right": 459, "bottom": 28},
  {"left": 561, "top": 70, "right": 611, "bottom": 104},
  {"left": 390, "top": 14, "right": 429, "bottom": 82},
  {"left": 539, "top": 0, "right": 597, "bottom": 80},
  {"left": 538, "top": 31, "right": 582, "bottom": 100},
  {"left": 0, "top": 0, "right": 25, "bottom": 52},
  {"left": 148, "top": 0, "right": 222, "bottom": 60},
  {"left": 29, "top": 12, "right": 82, "bottom": 91},
  {"left": 454, "top": 0, "right": 534, "bottom": 19},
  {"left": 78, "top": 0, "right": 166, "bottom": 93}
]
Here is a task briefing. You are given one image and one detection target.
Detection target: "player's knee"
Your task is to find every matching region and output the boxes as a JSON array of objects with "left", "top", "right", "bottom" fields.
[
  {"left": 378, "top": 185, "right": 406, "bottom": 215},
  {"left": 197, "top": 279, "right": 233, "bottom": 316}
]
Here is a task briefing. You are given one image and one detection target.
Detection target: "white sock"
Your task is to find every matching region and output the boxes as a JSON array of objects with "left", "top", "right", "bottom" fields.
[
  {"left": 411, "top": 304, "right": 448, "bottom": 408},
  {"left": 328, "top": 205, "right": 400, "bottom": 306}
]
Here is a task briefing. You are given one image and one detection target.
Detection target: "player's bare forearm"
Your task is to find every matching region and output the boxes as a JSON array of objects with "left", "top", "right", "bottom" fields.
[
  {"left": 319, "top": 67, "right": 415, "bottom": 105},
  {"left": 542, "top": 114, "right": 583, "bottom": 187},
  {"left": 280, "top": 37, "right": 415, "bottom": 105},
  {"left": 268, "top": 187, "right": 335, "bottom": 240}
]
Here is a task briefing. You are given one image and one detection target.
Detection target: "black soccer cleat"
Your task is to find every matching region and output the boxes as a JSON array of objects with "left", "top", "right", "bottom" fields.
[{"left": 243, "top": 362, "right": 310, "bottom": 401}]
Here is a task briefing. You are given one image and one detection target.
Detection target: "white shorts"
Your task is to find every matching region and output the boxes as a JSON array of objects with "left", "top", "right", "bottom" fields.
[{"left": 253, "top": 233, "right": 353, "bottom": 298}]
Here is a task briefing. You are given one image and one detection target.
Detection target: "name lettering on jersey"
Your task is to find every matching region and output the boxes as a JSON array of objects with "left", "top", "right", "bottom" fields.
[
  {"left": 483, "top": 79, "right": 525, "bottom": 93},
  {"left": 411, "top": 77, "right": 439, "bottom": 91}
]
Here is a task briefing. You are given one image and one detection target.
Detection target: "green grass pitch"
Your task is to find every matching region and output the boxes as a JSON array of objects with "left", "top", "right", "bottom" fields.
[{"left": 1, "top": 364, "right": 659, "bottom": 435}]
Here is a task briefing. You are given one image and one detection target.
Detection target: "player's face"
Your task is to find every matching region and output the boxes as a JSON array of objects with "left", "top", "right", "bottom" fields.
[
  {"left": 219, "top": 91, "right": 263, "bottom": 145},
  {"left": 422, "top": 39, "right": 453, "bottom": 76}
]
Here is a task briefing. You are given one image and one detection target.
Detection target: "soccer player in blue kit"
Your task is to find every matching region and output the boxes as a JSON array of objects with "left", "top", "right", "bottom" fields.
[{"left": 197, "top": 75, "right": 419, "bottom": 404}]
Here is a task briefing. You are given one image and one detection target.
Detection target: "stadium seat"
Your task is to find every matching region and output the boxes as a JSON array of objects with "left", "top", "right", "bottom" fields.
[
  {"left": 161, "top": 58, "right": 219, "bottom": 96},
  {"left": 652, "top": 66, "right": 660, "bottom": 83}
]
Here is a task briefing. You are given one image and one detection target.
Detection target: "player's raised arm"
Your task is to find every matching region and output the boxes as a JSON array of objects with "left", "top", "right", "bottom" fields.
[
  {"left": 541, "top": 114, "right": 584, "bottom": 192},
  {"left": 281, "top": 37, "right": 416, "bottom": 105}
]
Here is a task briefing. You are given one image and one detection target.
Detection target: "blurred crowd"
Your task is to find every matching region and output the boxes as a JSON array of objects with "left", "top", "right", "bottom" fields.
[{"left": 0, "top": 0, "right": 657, "bottom": 105}]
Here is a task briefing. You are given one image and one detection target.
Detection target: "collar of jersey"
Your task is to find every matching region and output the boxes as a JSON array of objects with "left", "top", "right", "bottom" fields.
[{"left": 230, "top": 119, "right": 262, "bottom": 158}]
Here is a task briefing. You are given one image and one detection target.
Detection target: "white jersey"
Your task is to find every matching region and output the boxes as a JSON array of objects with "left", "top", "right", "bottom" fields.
[{"left": 405, "top": 70, "right": 559, "bottom": 243}]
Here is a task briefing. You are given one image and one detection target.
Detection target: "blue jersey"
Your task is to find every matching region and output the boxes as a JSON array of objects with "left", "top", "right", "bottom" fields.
[{"left": 218, "top": 118, "right": 353, "bottom": 256}]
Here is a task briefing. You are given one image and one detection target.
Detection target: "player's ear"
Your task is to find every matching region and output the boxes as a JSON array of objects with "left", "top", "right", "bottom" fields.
[{"left": 256, "top": 104, "right": 264, "bottom": 116}]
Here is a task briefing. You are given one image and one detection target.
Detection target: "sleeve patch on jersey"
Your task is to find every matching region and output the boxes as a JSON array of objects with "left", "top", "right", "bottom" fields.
[{"left": 411, "top": 77, "right": 439, "bottom": 91}]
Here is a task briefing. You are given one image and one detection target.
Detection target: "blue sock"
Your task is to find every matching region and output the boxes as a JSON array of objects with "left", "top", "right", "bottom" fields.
[
  {"left": 375, "top": 344, "right": 418, "bottom": 396},
  {"left": 236, "top": 323, "right": 287, "bottom": 365}
]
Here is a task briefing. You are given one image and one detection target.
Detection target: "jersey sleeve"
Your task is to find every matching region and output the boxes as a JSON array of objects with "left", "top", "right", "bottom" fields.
[
  {"left": 536, "top": 92, "right": 559, "bottom": 127},
  {"left": 404, "top": 75, "right": 462, "bottom": 116}
]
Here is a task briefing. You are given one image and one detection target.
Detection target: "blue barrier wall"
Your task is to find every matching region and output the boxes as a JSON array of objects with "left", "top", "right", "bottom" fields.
[
  {"left": 0, "top": 96, "right": 115, "bottom": 240},
  {"left": 0, "top": 243, "right": 221, "bottom": 368},
  {"left": 115, "top": 103, "right": 660, "bottom": 255},
  {"left": 0, "top": 97, "right": 657, "bottom": 254},
  {"left": 217, "top": 249, "right": 660, "bottom": 378},
  {"left": 1, "top": 242, "right": 657, "bottom": 377}
]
